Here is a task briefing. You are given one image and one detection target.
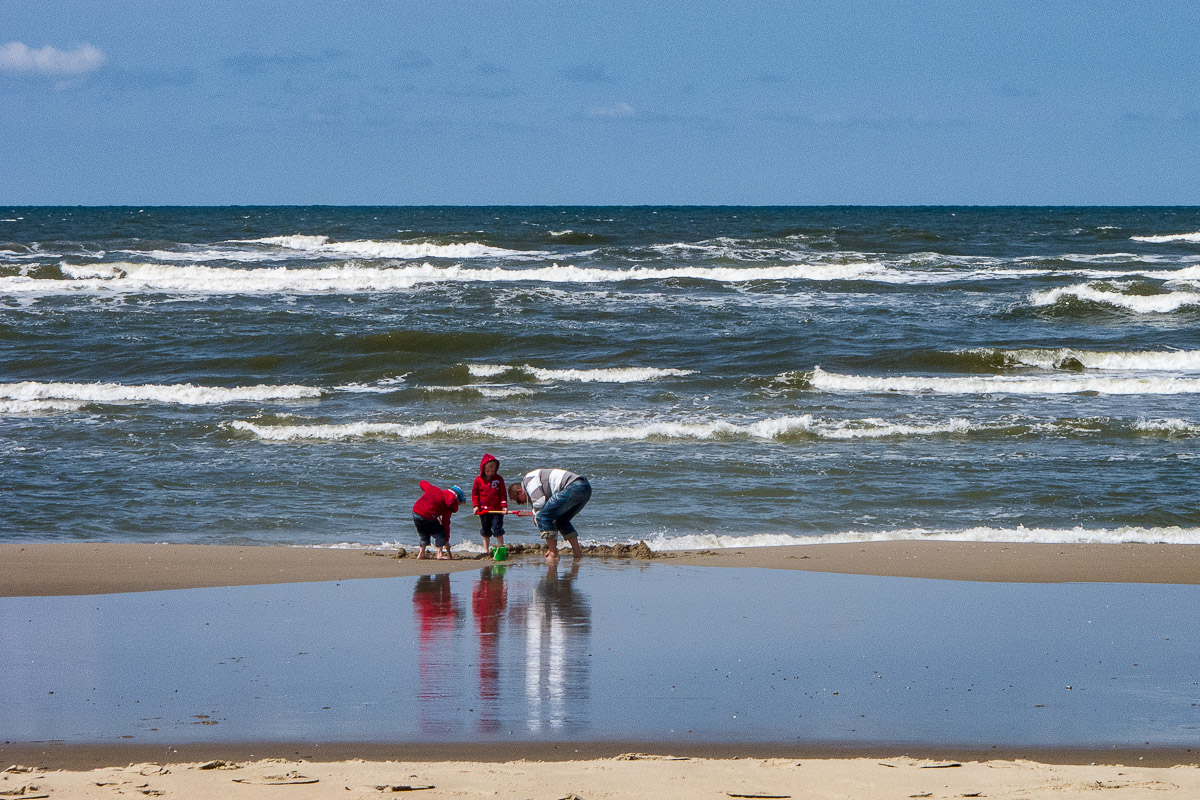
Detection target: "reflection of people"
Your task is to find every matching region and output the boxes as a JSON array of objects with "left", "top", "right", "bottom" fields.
[
  {"left": 411, "top": 573, "right": 463, "bottom": 734},
  {"left": 508, "top": 468, "right": 591, "bottom": 561},
  {"left": 472, "top": 453, "right": 507, "bottom": 552},
  {"left": 524, "top": 560, "right": 590, "bottom": 732},
  {"left": 472, "top": 565, "right": 508, "bottom": 733},
  {"left": 412, "top": 480, "right": 465, "bottom": 560}
]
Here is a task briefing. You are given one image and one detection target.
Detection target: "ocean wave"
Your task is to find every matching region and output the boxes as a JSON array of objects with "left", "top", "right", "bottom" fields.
[
  {"left": 323, "top": 524, "right": 1200, "bottom": 551},
  {"left": 1132, "top": 417, "right": 1200, "bottom": 435},
  {"left": 1131, "top": 232, "right": 1200, "bottom": 243},
  {"left": 0, "top": 261, "right": 931, "bottom": 295},
  {"left": 800, "top": 366, "right": 1200, "bottom": 395},
  {"left": 228, "top": 414, "right": 980, "bottom": 443},
  {"left": 333, "top": 375, "right": 408, "bottom": 394},
  {"left": 643, "top": 525, "right": 1200, "bottom": 550},
  {"left": 423, "top": 385, "right": 537, "bottom": 398},
  {"left": 0, "top": 398, "right": 88, "bottom": 415},
  {"left": 9, "top": 259, "right": 1171, "bottom": 297},
  {"left": 0, "top": 381, "right": 322, "bottom": 405},
  {"left": 241, "top": 235, "right": 545, "bottom": 260},
  {"left": 988, "top": 347, "right": 1200, "bottom": 372},
  {"left": 466, "top": 364, "right": 695, "bottom": 383},
  {"left": 1029, "top": 282, "right": 1200, "bottom": 313}
]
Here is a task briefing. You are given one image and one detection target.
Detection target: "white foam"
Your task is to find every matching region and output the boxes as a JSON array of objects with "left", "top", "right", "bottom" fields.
[
  {"left": 1131, "top": 232, "right": 1200, "bottom": 243},
  {"left": 0, "top": 259, "right": 1128, "bottom": 297},
  {"left": 805, "top": 365, "right": 1200, "bottom": 395},
  {"left": 229, "top": 414, "right": 981, "bottom": 443},
  {"left": 643, "top": 525, "right": 1200, "bottom": 550},
  {"left": 0, "top": 381, "right": 322, "bottom": 405},
  {"left": 1132, "top": 417, "right": 1200, "bottom": 434},
  {"left": 242, "top": 235, "right": 544, "bottom": 260},
  {"left": 1030, "top": 282, "right": 1200, "bottom": 313},
  {"left": 995, "top": 348, "right": 1200, "bottom": 372},
  {"left": 423, "top": 385, "right": 537, "bottom": 398},
  {"left": 334, "top": 375, "right": 409, "bottom": 394},
  {"left": 465, "top": 364, "right": 695, "bottom": 383},
  {"left": 0, "top": 398, "right": 87, "bottom": 415}
]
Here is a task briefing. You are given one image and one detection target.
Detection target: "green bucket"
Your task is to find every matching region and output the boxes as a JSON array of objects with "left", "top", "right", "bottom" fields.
[{"left": 492, "top": 545, "right": 508, "bottom": 562}]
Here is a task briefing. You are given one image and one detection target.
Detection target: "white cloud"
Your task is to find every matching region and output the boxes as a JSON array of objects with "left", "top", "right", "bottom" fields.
[
  {"left": 0, "top": 42, "right": 106, "bottom": 76},
  {"left": 587, "top": 102, "right": 635, "bottom": 119}
]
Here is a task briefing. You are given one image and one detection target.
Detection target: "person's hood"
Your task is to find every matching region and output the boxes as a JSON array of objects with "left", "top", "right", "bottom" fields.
[{"left": 479, "top": 453, "right": 499, "bottom": 476}]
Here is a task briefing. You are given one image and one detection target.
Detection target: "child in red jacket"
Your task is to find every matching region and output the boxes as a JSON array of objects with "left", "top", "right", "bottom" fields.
[
  {"left": 471, "top": 453, "right": 507, "bottom": 552},
  {"left": 412, "top": 480, "right": 465, "bottom": 560}
]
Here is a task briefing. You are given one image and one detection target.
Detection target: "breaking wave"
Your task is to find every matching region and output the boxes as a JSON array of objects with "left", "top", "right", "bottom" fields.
[
  {"left": 0, "top": 398, "right": 88, "bottom": 415},
  {"left": 466, "top": 364, "right": 695, "bottom": 383},
  {"left": 229, "top": 415, "right": 980, "bottom": 443},
  {"left": 1131, "top": 232, "right": 1200, "bottom": 244},
  {"left": 0, "top": 381, "right": 322, "bottom": 405},
  {"left": 644, "top": 525, "right": 1200, "bottom": 550},
  {"left": 1030, "top": 283, "right": 1200, "bottom": 313},
  {"left": 801, "top": 366, "right": 1200, "bottom": 395},
  {"left": 982, "top": 347, "right": 1200, "bottom": 372},
  {"left": 242, "top": 235, "right": 545, "bottom": 260}
]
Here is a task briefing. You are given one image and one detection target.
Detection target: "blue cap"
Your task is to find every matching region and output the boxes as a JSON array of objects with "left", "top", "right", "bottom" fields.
[{"left": 450, "top": 485, "right": 466, "bottom": 504}]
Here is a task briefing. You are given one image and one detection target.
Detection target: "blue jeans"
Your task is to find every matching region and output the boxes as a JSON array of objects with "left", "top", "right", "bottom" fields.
[{"left": 536, "top": 477, "right": 591, "bottom": 540}]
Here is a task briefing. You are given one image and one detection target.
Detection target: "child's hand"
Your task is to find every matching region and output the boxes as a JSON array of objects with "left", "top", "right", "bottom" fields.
[{"left": 473, "top": 506, "right": 481, "bottom": 515}]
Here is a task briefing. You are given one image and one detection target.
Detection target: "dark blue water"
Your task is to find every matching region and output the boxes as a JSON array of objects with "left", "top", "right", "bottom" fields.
[
  {"left": 2, "top": 563, "right": 1197, "bottom": 747},
  {"left": 3, "top": 207, "right": 1200, "bottom": 549}
]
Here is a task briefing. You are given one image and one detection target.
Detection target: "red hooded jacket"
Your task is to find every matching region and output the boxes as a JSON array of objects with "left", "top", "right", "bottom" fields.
[
  {"left": 412, "top": 480, "right": 460, "bottom": 536},
  {"left": 471, "top": 453, "right": 507, "bottom": 513}
]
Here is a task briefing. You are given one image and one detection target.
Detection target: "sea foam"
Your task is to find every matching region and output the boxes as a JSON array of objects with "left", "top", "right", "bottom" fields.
[
  {"left": 643, "top": 525, "right": 1200, "bottom": 550},
  {"left": 992, "top": 348, "right": 1200, "bottom": 372},
  {"left": 229, "top": 414, "right": 979, "bottom": 443},
  {"left": 1131, "top": 232, "right": 1200, "bottom": 243},
  {"left": 466, "top": 364, "right": 695, "bottom": 382},
  {"left": 804, "top": 366, "right": 1200, "bottom": 395},
  {"left": 243, "top": 235, "right": 544, "bottom": 260},
  {"left": 0, "top": 381, "right": 322, "bottom": 405},
  {"left": 1030, "top": 283, "right": 1200, "bottom": 313}
]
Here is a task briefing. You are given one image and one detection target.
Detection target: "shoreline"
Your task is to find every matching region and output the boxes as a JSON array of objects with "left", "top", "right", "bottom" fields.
[
  {"left": 2, "top": 540, "right": 1199, "bottom": 597},
  {"left": 2, "top": 740, "right": 1198, "bottom": 771}
]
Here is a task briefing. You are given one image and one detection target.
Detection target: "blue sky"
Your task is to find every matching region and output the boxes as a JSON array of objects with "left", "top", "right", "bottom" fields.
[{"left": 3, "top": 1, "right": 1196, "bottom": 205}]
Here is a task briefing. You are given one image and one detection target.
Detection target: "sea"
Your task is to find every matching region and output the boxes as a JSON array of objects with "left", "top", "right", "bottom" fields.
[{"left": 3, "top": 206, "right": 1200, "bottom": 552}]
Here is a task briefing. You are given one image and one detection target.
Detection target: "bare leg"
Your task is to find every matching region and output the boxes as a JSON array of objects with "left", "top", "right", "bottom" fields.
[
  {"left": 482, "top": 536, "right": 492, "bottom": 551},
  {"left": 566, "top": 535, "right": 582, "bottom": 558},
  {"left": 544, "top": 536, "right": 560, "bottom": 562},
  {"left": 416, "top": 546, "right": 428, "bottom": 560}
]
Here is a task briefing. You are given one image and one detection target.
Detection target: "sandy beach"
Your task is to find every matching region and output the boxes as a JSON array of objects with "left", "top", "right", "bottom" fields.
[
  {"left": 3, "top": 540, "right": 1198, "bottom": 796},
  {"left": 3, "top": 540, "right": 1199, "bottom": 597},
  {"left": 4, "top": 753, "right": 1200, "bottom": 800}
]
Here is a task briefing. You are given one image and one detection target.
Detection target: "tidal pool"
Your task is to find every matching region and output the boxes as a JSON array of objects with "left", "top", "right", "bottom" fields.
[{"left": 2, "top": 561, "right": 1197, "bottom": 748}]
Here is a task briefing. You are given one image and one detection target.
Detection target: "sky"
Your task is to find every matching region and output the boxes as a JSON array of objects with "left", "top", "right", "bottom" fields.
[{"left": 2, "top": 0, "right": 1197, "bottom": 205}]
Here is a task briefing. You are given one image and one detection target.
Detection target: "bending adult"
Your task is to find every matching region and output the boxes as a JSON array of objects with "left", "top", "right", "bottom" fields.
[{"left": 508, "top": 468, "right": 591, "bottom": 561}]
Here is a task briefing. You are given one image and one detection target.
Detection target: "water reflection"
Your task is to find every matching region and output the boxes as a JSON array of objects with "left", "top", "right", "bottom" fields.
[
  {"left": 411, "top": 573, "right": 463, "bottom": 734},
  {"left": 523, "top": 561, "right": 591, "bottom": 733},
  {"left": 471, "top": 565, "right": 507, "bottom": 733}
]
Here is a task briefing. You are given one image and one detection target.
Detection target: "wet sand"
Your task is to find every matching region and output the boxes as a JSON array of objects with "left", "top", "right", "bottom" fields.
[
  {"left": 2, "top": 540, "right": 1199, "bottom": 597},
  {"left": 3, "top": 540, "right": 1198, "bottom": 784}
]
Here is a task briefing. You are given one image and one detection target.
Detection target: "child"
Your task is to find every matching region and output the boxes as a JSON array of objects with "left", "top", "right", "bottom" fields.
[
  {"left": 471, "top": 453, "right": 507, "bottom": 552},
  {"left": 412, "top": 480, "right": 465, "bottom": 560}
]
